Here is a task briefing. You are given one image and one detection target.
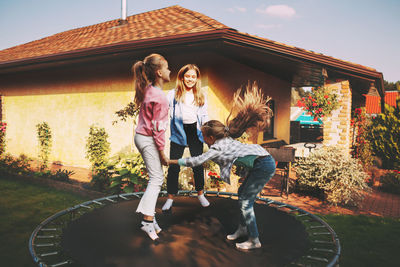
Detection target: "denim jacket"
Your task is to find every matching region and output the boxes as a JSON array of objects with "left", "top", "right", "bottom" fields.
[{"left": 167, "top": 88, "right": 209, "bottom": 146}]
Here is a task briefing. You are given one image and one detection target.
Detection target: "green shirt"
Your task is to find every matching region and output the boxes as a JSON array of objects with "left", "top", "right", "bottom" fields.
[{"left": 233, "top": 155, "right": 259, "bottom": 169}]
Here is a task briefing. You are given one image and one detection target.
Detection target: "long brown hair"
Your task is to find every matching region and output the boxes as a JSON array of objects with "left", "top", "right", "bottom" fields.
[
  {"left": 174, "top": 64, "right": 205, "bottom": 106},
  {"left": 201, "top": 82, "right": 273, "bottom": 140},
  {"left": 132, "top": 53, "right": 166, "bottom": 107}
]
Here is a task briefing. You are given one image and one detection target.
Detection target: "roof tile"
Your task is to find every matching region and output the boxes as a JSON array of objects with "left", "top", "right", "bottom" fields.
[
  {"left": 0, "top": 5, "right": 379, "bottom": 74},
  {"left": 0, "top": 5, "right": 227, "bottom": 62},
  {"left": 365, "top": 91, "right": 399, "bottom": 114}
]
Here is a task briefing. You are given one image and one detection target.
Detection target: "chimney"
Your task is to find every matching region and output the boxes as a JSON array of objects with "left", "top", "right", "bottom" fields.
[{"left": 120, "top": 0, "right": 127, "bottom": 25}]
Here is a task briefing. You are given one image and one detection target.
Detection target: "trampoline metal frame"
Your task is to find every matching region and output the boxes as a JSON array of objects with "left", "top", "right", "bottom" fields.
[{"left": 29, "top": 191, "right": 340, "bottom": 267}]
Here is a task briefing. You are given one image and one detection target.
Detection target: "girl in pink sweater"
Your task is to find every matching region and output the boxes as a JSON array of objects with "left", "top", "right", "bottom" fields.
[{"left": 132, "top": 53, "right": 170, "bottom": 240}]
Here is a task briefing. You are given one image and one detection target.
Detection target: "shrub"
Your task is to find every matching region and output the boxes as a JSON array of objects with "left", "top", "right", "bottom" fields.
[
  {"left": 351, "top": 108, "right": 373, "bottom": 170},
  {"left": 85, "top": 125, "right": 110, "bottom": 174},
  {"left": 90, "top": 171, "right": 111, "bottom": 192},
  {"left": 367, "top": 99, "right": 400, "bottom": 169},
  {"left": 112, "top": 101, "right": 140, "bottom": 125},
  {"left": 178, "top": 167, "right": 195, "bottom": 191},
  {"left": 36, "top": 122, "right": 52, "bottom": 170},
  {"left": 0, "top": 154, "right": 31, "bottom": 175},
  {"left": 379, "top": 170, "right": 400, "bottom": 195},
  {"left": 108, "top": 152, "right": 148, "bottom": 194},
  {"left": 207, "top": 171, "right": 225, "bottom": 191},
  {"left": 0, "top": 153, "right": 74, "bottom": 183},
  {"left": 0, "top": 121, "right": 6, "bottom": 156},
  {"left": 294, "top": 146, "right": 370, "bottom": 206},
  {"left": 296, "top": 86, "right": 339, "bottom": 121},
  {"left": 50, "top": 169, "right": 75, "bottom": 183}
]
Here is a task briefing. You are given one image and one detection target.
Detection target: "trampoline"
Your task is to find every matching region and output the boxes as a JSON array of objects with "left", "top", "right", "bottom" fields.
[{"left": 29, "top": 191, "right": 340, "bottom": 267}]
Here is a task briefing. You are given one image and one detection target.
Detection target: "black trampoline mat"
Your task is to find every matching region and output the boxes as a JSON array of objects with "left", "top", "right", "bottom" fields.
[{"left": 61, "top": 196, "right": 309, "bottom": 267}]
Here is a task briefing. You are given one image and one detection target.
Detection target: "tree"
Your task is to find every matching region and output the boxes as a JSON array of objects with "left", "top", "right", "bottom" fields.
[
  {"left": 367, "top": 99, "right": 400, "bottom": 170},
  {"left": 291, "top": 87, "right": 309, "bottom": 106},
  {"left": 383, "top": 80, "right": 400, "bottom": 91}
]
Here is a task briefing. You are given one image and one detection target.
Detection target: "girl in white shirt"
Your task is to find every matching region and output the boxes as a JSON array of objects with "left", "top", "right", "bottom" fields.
[{"left": 162, "top": 64, "right": 209, "bottom": 211}]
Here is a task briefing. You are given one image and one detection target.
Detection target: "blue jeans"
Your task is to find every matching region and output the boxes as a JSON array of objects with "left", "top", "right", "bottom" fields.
[{"left": 238, "top": 155, "right": 276, "bottom": 238}]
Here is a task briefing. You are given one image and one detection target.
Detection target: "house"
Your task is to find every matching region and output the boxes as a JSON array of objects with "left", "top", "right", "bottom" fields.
[
  {"left": 365, "top": 91, "right": 399, "bottom": 114},
  {"left": 0, "top": 5, "right": 385, "bottom": 168}
]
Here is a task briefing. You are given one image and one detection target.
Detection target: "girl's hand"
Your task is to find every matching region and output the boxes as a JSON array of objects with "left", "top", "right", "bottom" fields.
[
  {"left": 158, "top": 150, "right": 169, "bottom": 166},
  {"left": 169, "top": 159, "right": 179, "bottom": 165}
]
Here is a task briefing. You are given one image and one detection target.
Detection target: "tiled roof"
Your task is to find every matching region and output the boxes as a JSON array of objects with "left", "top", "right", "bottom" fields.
[
  {"left": 365, "top": 91, "right": 399, "bottom": 114},
  {"left": 0, "top": 5, "right": 378, "bottom": 75},
  {"left": 0, "top": 5, "right": 228, "bottom": 63}
]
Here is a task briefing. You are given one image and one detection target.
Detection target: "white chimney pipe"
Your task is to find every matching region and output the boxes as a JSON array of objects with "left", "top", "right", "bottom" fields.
[{"left": 121, "top": 0, "right": 127, "bottom": 21}]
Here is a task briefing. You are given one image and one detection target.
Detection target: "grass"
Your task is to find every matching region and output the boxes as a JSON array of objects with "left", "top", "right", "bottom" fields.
[
  {"left": 0, "top": 176, "right": 90, "bottom": 267},
  {"left": 0, "top": 176, "right": 399, "bottom": 267},
  {"left": 319, "top": 214, "right": 400, "bottom": 267}
]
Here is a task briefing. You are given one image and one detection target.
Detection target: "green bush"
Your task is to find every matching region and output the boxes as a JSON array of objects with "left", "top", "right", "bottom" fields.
[
  {"left": 112, "top": 101, "right": 140, "bottom": 125},
  {"left": 90, "top": 171, "right": 111, "bottom": 192},
  {"left": 50, "top": 169, "right": 75, "bottom": 182},
  {"left": 351, "top": 108, "right": 373, "bottom": 170},
  {"left": 31, "top": 169, "right": 74, "bottom": 183},
  {"left": 367, "top": 99, "right": 400, "bottom": 169},
  {"left": 0, "top": 153, "right": 74, "bottom": 183},
  {"left": 294, "top": 146, "right": 370, "bottom": 206},
  {"left": 85, "top": 125, "right": 110, "bottom": 173},
  {"left": 379, "top": 170, "right": 400, "bottom": 195},
  {"left": 36, "top": 122, "right": 52, "bottom": 170},
  {"left": 0, "top": 153, "right": 31, "bottom": 175},
  {"left": 0, "top": 121, "right": 6, "bottom": 156},
  {"left": 108, "top": 152, "right": 148, "bottom": 194}
]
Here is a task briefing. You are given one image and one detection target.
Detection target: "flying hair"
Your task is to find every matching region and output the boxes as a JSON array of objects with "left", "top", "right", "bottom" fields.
[{"left": 201, "top": 82, "right": 273, "bottom": 140}]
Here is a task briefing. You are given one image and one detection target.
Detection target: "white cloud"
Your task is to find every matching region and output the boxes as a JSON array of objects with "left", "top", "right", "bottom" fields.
[
  {"left": 256, "top": 5, "right": 296, "bottom": 18},
  {"left": 235, "top": 6, "right": 246, "bottom": 12},
  {"left": 227, "top": 6, "right": 247, "bottom": 13}
]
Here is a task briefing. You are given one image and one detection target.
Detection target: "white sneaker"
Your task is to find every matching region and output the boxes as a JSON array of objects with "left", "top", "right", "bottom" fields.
[
  {"left": 153, "top": 217, "right": 162, "bottom": 234},
  {"left": 162, "top": 199, "right": 173, "bottom": 212},
  {"left": 227, "top": 225, "right": 247, "bottom": 240},
  {"left": 140, "top": 221, "right": 159, "bottom": 240},
  {"left": 236, "top": 237, "right": 262, "bottom": 250},
  {"left": 198, "top": 194, "right": 210, "bottom": 207}
]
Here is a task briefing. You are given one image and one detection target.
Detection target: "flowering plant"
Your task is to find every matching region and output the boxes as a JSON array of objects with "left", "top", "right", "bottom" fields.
[
  {"left": 0, "top": 122, "right": 6, "bottom": 155},
  {"left": 207, "top": 171, "right": 224, "bottom": 191},
  {"left": 297, "top": 86, "right": 339, "bottom": 120},
  {"left": 351, "top": 108, "right": 372, "bottom": 170}
]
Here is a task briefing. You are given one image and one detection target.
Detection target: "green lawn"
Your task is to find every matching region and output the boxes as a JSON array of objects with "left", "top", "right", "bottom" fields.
[
  {"left": 319, "top": 214, "right": 400, "bottom": 267},
  {"left": 0, "top": 177, "right": 90, "bottom": 267},
  {"left": 0, "top": 176, "right": 399, "bottom": 267}
]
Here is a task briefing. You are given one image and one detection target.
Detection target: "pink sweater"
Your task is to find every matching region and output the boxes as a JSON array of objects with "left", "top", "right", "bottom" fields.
[{"left": 135, "top": 85, "right": 169, "bottom": 150}]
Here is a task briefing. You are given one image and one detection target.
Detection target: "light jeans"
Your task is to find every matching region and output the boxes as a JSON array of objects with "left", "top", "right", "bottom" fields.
[
  {"left": 238, "top": 155, "right": 276, "bottom": 238},
  {"left": 134, "top": 133, "right": 165, "bottom": 217}
]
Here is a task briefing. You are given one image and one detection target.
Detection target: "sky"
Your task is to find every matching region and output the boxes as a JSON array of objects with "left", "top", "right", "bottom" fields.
[{"left": 0, "top": 0, "right": 399, "bottom": 82}]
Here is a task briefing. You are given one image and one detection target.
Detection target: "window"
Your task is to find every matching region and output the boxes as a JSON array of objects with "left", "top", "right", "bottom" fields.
[{"left": 263, "top": 99, "right": 275, "bottom": 140}]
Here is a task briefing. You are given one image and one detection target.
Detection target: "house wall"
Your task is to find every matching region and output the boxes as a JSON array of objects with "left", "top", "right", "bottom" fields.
[
  {"left": 204, "top": 54, "right": 292, "bottom": 144},
  {"left": 1, "top": 60, "right": 139, "bottom": 167},
  {"left": 1, "top": 51, "right": 291, "bottom": 168}
]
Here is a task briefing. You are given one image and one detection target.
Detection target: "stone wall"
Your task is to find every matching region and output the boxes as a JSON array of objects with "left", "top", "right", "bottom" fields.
[{"left": 322, "top": 80, "right": 352, "bottom": 155}]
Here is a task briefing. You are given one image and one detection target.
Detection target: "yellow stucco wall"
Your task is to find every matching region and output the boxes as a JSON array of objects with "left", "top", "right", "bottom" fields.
[
  {"left": 1, "top": 61, "right": 140, "bottom": 167},
  {"left": 4, "top": 91, "right": 135, "bottom": 167},
  {"left": 1, "top": 52, "right": 291, "bottom": 168}
]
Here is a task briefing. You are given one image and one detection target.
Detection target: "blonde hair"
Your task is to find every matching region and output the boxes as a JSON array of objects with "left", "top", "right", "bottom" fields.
[
  {"left": 174, "top": 64, "right": 205, "bottom": 106},
  {"left": 201, "top": 82, "right": 273, "bottom": 140},
  {"left": 132, "top": 53, "right": 166, "bottom": 107}
]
